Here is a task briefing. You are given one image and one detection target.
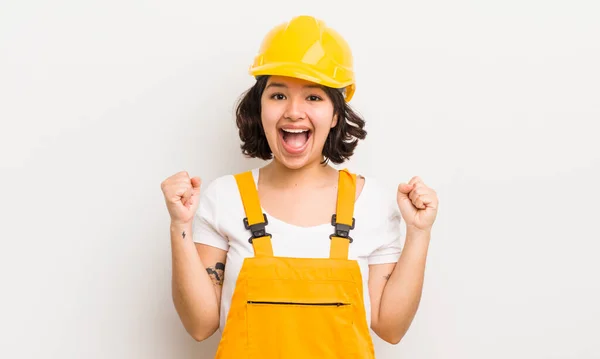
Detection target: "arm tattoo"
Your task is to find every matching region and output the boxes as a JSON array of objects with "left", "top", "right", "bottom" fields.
[
  {"left": 384, "top": 274, "right": 391, "bottom": 280},
  {"left": 182, "top": 231, "right": 186, "bottom": 239},
  {"left": 206, "top": 262, "right": 225, "bottom": 286}
]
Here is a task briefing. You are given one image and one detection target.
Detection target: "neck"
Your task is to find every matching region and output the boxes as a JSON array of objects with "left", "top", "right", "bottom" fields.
[{"left": 260, "top": 157, "right": 338, "bottom": 189}]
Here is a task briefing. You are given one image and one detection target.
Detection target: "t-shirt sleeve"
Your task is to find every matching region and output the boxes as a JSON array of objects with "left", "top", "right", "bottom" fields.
[
  {"left": 192, "top": 178, "right": 229, "bottom": 251},
  {"left": 367, "top": 183, "right": 405, "bottom": 265}
]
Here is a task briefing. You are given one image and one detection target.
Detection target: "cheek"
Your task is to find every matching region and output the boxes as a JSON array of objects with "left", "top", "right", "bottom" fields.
[
  {"left": 260, "top": 103, "right": 281, "bottom": 134},
  {"left": 308, "top": 107, "right": 336, "bottom": 132}
]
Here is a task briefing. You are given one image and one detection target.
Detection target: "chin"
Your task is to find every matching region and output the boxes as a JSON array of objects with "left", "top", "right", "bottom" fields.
[
  {"left": 274, "top": 155, "right": 310, "bottom": 170},
  {"left": 273, "top": 152, "right": 322, "bottom": 170}
]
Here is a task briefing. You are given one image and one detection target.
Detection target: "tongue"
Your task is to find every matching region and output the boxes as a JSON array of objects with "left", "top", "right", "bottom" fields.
[{"left": 284, "top": 132, "right": 308, "bottom": 148}]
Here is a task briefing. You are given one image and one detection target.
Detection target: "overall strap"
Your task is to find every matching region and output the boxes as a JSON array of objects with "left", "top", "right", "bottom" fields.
[
  {"left": 234, "top": 171, "right": 273, "bottom": 257},
  {"left": 330, "top": 169, "right": 357, "bottom": 260}
]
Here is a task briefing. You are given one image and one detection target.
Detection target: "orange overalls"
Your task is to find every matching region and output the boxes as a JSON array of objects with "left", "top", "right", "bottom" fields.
[{"left": 214, "top": 169, "right": 375, "bottom": 358}]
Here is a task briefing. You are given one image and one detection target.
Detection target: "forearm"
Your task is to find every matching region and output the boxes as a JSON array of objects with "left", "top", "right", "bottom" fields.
[
  {"left": 170, "top": 222, "right": 219, "bottom": 341},
  {"left": 377, "top": 228, "right": 431, "bottom": 343}
]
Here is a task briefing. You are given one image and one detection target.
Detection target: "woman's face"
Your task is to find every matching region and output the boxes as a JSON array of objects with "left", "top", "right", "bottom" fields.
[{"left": 261, "top": 76, "right": 337, "bottom": 169}]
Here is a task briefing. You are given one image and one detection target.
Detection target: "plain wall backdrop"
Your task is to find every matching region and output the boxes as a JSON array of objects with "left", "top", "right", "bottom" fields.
[{"left": 1, "top": 0, "right": 599, "bottom": 358}]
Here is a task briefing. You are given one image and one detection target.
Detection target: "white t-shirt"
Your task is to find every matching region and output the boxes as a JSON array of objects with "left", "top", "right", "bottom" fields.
[{"left": 192, "top": 168, "right": 405, "bottom": 332}]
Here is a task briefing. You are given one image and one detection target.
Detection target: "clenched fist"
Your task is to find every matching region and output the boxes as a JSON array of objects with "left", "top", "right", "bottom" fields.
[
  {"left": 397, "top": 176, "right": 439, "bottom": 232},
  {"left": 160, "top": 171, "right": 202, "bottom": 225}
]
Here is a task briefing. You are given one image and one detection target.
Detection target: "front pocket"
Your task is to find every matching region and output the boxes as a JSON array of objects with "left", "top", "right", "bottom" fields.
[
  {"left": 246, "top": 300, "right": 354, "bottom": 359},
  {"left": 248, "top": 301, "right": 350, "bottom": 306}
]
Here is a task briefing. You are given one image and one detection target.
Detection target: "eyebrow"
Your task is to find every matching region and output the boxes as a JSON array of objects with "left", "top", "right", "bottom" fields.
[{"left": 265, "top": 82, "right": 323, "bottom": 90}]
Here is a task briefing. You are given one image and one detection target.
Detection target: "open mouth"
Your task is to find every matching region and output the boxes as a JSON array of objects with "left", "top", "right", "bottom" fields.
[{"left": 279, "top": 128, "right": 312, "bottom": 154}]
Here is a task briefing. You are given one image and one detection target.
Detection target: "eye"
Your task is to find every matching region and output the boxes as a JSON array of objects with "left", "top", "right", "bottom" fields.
[
  {"left": 270, "top": 93, "right": 286, "bottom": 100},
  {"left": 307, "top": 95, "right": 322, "bottom": 101}
]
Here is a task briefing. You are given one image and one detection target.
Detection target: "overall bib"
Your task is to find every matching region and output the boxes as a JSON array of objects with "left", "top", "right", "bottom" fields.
[{"left": 214, "top": 169, "right": 376, "bottom": 359}]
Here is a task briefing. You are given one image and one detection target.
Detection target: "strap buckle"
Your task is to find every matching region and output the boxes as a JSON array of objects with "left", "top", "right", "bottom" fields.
[
  {"left": 243, "top": 213, "right": 271, "bottom": 243},
  {"left": 330, "top": 214, "right": 355, "bottom": 243}
]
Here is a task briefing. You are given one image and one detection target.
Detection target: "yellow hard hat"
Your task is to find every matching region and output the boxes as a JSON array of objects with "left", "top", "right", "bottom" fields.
[{"left": 249, "top": 15, "right": 356, "bottom": 102}]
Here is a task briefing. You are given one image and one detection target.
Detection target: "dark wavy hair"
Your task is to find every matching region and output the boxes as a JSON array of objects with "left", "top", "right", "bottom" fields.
[{"left": 235, "top": 75, "right": 367, "bottom": 165}]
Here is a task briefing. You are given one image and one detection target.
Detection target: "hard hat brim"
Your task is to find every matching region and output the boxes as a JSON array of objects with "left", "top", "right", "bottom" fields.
[{"left": 250, "top": 62, "right": 355, "bottom": 101}]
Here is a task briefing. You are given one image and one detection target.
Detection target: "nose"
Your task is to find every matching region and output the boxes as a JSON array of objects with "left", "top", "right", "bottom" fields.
[{"left": 283, "top": 96, "right": 306, "bottom": 121}]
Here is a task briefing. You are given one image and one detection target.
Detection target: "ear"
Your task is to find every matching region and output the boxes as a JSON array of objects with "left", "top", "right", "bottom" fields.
[{"left": 331, "top": 113, "right": 338, "bottom": 128}]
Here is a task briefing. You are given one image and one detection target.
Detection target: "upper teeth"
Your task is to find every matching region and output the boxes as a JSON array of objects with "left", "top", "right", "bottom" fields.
[{"left": 282, "top": 129, "right": 308, "bottom": 133}]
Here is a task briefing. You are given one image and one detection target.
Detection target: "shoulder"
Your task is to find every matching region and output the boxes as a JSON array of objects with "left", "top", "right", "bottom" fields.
[
  {"left": 200, "top": 172, "right": 236, "bottom": 196},
  {"left": 199, "top": 168, "right": 259, "bottom": 210},
  {"left": 349, "top": 172, "right": 404, "bottom": 256},
  {"left": 359, "top": 174, "right": 398, "bottom": 213},
  {"left": 356, "top": 175, "right": 400, "bottom": 223},
  {"left": 200, "top": 172, "right": 240, "bottom": 203}
]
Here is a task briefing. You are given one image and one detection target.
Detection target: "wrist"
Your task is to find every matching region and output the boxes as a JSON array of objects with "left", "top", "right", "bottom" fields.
[
  {"left": 406, "top": 225, "right": 432, "bottom": 237},
  {"left": 170, "top": 221, "right": 193, "bottom": 232}
]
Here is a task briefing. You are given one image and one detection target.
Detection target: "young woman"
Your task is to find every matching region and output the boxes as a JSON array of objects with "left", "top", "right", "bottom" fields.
[{"left": 161, "top": 15, "right": 439, "bottom": 358}]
